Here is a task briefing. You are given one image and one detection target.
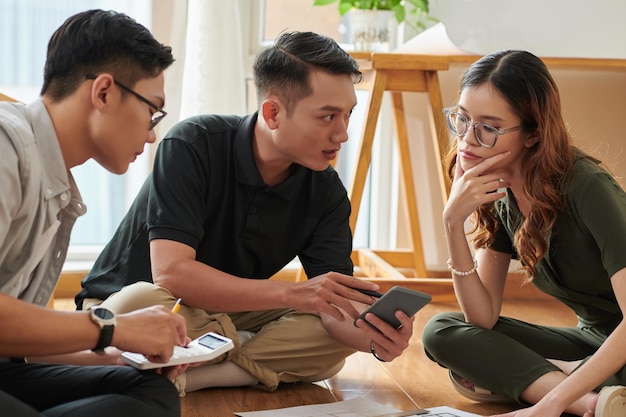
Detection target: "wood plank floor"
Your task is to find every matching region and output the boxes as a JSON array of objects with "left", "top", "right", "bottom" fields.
[
  {"left": 55, "top": 296, "right": 577, "bottom": 417},
  {"left": 180, "top": 299, "right": 576, "bottom": 417}
]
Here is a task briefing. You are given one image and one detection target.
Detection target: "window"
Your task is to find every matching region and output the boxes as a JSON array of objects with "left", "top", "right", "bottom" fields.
[
  {"left": 0, "top": 0, "right": 153, "bottom": 266},
  {"left": 263, "top": 0, "right": 347, "bottom": 43},
  {"left": 1, "top": 0, "right": 397, "bottom": 270}
]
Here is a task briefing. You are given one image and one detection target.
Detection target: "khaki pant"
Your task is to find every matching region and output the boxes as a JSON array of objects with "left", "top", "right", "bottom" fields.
[{"left": 84, "top": 282, "right": 354, "bottom": 391}]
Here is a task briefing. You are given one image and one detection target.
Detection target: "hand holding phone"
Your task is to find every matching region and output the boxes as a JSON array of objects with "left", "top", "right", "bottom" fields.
[{"left": 355, "top": 286, "right": 431, "bottom": 331}]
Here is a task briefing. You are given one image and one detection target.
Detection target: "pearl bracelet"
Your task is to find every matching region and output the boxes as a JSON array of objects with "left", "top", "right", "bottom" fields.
[{"left": 447, "top": 258, "right": 478, "bottom": 277}]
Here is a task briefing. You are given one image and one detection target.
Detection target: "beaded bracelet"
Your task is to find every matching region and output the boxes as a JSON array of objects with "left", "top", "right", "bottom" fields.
[
  {"left": 370, "top": 340, "right": 386, "bottom": 362},
  {"left": 447, "top": 258, "right": 478, "bottom": 277}
]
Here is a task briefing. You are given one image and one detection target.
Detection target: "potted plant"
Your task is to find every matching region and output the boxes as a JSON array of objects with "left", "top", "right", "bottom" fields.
[{"left": 313, "top": 0, "right": 432, "bottom": 33}]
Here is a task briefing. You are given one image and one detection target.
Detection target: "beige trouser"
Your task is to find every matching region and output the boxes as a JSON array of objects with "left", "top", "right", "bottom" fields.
[{"left": 83, "top": 281, "right": 354, "bottom": 391}]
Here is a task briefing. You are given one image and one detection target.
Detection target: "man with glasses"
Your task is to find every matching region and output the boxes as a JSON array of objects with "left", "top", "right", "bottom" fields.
[{"left": 0, "top": 9, "right": 187, "bottom": 417}]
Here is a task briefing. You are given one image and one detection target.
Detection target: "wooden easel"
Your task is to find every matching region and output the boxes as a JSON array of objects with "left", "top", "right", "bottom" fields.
[
  {"left": 344, "top": 52, "right": 454, "bottom": 295},
  {"left": 0, "top": 92, "right": 17, "bottom": 102}
]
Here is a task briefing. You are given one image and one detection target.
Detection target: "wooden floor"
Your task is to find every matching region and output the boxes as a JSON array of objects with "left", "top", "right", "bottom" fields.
[{"left": 55, "top": 295, "right": 577, "bottom": 417}]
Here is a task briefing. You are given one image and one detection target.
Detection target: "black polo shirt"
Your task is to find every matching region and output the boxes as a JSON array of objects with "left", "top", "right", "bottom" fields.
[{"left": 76, "top": 113, "right": 353, "bottom": 308}]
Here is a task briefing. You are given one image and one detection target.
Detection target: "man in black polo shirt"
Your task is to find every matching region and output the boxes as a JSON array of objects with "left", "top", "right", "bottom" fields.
[{"left": 76, "top": 31, "right": 414, "bottom": 393}]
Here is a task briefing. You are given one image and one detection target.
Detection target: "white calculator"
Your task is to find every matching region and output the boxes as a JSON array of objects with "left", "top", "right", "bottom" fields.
[{"left": 121, "top": 331, "right": 234, "bottom": 370}]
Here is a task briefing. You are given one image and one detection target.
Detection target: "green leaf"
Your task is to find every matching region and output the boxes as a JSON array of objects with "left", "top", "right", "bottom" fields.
[
  {"left": 312, "top": 0, "right": 339, "bottom": 6},
  {"left": 313, "top": 0, "right": 433, "bottom": 28},
  {"left": 338, "top": 0, "right": 355, "bottom": 15},
  {"left": 391, "top": 4, "right": 404, "bottom": 23}
]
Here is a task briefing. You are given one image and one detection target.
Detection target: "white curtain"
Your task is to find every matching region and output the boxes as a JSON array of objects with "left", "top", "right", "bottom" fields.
[{"left": 159, "top": 0, "right": 250, "bottom": 140}]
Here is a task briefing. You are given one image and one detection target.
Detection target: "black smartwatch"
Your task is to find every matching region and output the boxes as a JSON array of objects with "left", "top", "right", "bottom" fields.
[{"left": 89, "top": 306, "right": 116, "bottom": 354}]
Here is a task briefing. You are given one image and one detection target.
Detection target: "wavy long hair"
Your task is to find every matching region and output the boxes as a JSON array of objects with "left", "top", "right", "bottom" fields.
[{"left": 444, "top": 50, "right": 575, "bottom": 279}]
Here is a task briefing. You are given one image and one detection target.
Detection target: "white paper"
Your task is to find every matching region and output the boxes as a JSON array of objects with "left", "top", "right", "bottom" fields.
[
  {"left": 234, "top": 397, "right": 482, "bottom": 417},
  {"left": 425, "top": 406, "right": 483, "bottom": 417}
]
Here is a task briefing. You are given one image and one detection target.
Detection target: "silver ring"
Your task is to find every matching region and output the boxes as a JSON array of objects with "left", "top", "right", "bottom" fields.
[{"left": 370, "top": 340, "right": 386, "bottom": 362}]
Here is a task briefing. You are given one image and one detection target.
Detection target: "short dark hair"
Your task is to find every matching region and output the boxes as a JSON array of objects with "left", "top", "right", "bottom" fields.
[
  {"left": 41, "top": 9, "right": 174, "bottom": 100},
  {"left": 253, "top": 31, "right": 361, "bottom": 114}
]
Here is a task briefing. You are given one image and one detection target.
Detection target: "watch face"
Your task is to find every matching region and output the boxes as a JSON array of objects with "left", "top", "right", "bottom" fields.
[{"left": 93, "top": 308, "right": 115, "bottom": 320}]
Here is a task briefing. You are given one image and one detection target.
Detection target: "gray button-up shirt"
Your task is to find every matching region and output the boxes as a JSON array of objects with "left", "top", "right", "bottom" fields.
[{"left": 0, "top": 99, "right": 86, "bottom": 306}]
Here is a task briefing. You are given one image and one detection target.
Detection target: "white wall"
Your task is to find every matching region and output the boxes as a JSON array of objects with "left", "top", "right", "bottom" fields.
[{"left": 431, "top": 0, "right": 626, "bottom": 59}]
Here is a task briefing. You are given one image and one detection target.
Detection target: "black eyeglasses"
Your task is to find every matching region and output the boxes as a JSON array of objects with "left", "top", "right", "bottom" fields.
[
  {"left": 85, "top": 74, "right": 167, "bottom": 130},
  {"left": 442, "top": 107, "right": 521, "bottom": 148}
]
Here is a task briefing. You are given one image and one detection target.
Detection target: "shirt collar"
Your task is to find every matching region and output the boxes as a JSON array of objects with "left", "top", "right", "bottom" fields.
[
  {"left": 27, "top": 99, "right": 71, "bottom": 203},
  {"left": 233, "top": 112, "right": 307, "bottom": 202}
]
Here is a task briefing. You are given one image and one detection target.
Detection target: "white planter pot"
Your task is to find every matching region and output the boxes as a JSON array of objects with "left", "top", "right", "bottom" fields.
[{"left": 349, "top": 10, "right": 394, "bottom": 52}]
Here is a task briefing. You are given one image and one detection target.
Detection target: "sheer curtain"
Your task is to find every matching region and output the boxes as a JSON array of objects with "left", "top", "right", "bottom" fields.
[{"left": 161, "top": 0, "right": 251, "bottom": 132}]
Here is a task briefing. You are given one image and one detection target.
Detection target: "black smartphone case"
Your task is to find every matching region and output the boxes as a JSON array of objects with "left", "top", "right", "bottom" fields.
[{"left": 355, "top": 286, "right": 432, "bottom": 330}]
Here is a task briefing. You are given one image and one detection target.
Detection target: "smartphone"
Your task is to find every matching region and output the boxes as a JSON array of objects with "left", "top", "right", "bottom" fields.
[
  {"left": 121, "top": 331, "right": 234, "bottom": 370},
  {"left": 355, "top": 286, "right": 432, "bottom": 331}
]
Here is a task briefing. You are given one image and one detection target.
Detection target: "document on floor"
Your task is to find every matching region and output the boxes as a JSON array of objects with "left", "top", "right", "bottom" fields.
[{"left": 233, "top": 397, "right": 483, "bottom": 417}]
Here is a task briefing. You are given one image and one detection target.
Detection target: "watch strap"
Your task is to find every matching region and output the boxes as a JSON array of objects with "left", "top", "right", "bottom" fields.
[
  {"left": 93, "top": 324, "right": 114, "bottom": 353},
  {"left": 89, "top": 307, "right": 116, "bottom": 354}
]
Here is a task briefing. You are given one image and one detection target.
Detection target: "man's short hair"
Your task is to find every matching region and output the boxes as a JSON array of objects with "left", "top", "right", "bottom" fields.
[
  {"left": 253, "top": 31, "right": 361, "bottom": 114},
  {"left": 41, "top": 9, "right": 174, "bottom": 100}
]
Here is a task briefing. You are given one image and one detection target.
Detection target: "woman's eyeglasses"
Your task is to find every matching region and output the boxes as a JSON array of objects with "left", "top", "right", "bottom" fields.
[{"left": 443, "top": 107, "right": 521, "bottom": 148}]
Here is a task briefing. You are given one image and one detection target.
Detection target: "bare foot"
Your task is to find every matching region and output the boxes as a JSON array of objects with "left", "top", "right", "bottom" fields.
[{"left": 458, "top": 374, "right": 476, "bottom": 390}]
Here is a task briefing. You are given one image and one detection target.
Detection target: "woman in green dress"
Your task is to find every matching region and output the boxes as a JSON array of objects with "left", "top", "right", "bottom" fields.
[{"left": 423, "top": 50, "right": 626, "bottom": 417}]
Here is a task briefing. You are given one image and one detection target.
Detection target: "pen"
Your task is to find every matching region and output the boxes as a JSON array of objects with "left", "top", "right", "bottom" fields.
[
  {"left": 354, "top": 288, "right": 384, "bottom": 298},
  {"left": 172, "top": 298, "right": 182, "bottom": 314}
]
